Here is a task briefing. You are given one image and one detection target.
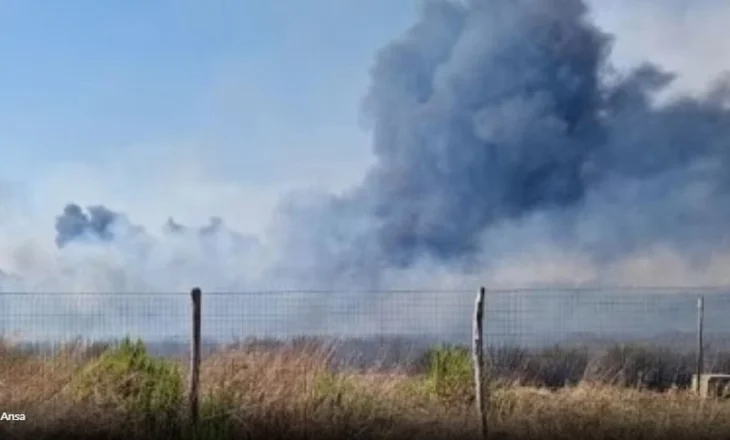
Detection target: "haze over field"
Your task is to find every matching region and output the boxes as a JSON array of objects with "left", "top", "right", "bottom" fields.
[{"left": 2, "top": 0, "right": 730, "bottom": 297}]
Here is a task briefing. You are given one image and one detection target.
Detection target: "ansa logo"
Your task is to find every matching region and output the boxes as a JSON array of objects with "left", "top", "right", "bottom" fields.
[{"left": 0, "top": 412, "right": 25, "bottom": 421}]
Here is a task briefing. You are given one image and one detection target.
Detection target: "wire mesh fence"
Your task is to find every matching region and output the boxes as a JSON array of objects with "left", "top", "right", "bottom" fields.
[
  {"left": 480, "top": 287, "right": 730, "bottom": 390},
  {"left": 0, "top": 289, "right": 474, "bottom": 368},
  {"left": 0, "top": 289, "right": 477, "bottom": 341},
  {"left": 484, "top": 287, "right": 729, "bottom": 347},
  {"left": 2, "top": 286, "right": 730, "bottom": 377}
]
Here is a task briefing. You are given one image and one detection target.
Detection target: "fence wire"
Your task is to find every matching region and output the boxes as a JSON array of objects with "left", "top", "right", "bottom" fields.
[
  {"left": 1, "top": 287, "right": 729, "bottom": 371},
  {"left": 484, "top": 288, "right": 730, "bottom": 347}
]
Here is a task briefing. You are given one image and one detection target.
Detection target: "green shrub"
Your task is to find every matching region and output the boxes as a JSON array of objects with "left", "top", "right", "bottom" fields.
[
  {"left": 71, "top": 337, "right": 183, "bottom": 421},
  {"left": 422, "top": 344, "right": 474, "bottom": 402}
]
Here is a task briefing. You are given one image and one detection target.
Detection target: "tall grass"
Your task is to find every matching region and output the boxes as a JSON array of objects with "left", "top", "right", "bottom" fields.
[{"left": 1, "top": 337, "right": 730, "bottom": 439}]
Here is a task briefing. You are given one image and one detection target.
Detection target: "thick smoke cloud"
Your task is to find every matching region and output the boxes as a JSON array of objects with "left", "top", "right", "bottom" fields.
[
  {"left": 42, "top": 0, "right": 730, "bottom": 292},
  {"left": 358, "top": 0, "right": 608, "bottom": 266},
  {"left": 355, "top": 0, "right": 730, "bottom": 269},
  {"left": 268, "top": 0, "right": 730, "bottom": 284}
]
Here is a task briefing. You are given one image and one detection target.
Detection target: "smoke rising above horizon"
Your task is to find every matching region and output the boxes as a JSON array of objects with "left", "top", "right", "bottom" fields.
[{"left": 6, "top": 0, "right": 730, "bottom": 296}]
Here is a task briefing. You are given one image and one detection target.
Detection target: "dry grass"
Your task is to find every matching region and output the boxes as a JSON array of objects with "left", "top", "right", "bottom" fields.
[{"left": 2, "top": 338, "right": 730, "bottom": 440}]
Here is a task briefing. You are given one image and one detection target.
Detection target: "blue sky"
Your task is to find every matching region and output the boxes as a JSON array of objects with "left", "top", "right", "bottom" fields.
[
  {"left": 0, "top": 1, "right": 417, "bottom": 182},
  {"left": 1, "top": 0, "right": 729, "bottom": 236},
  {"left": 0, "top": 0, "right": 425, "bottom": 234}
]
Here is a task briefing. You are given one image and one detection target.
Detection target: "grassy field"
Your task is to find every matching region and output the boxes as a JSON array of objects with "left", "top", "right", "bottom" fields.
[{"left": 1, "top": 338, "right": 730, "bottom": 440}]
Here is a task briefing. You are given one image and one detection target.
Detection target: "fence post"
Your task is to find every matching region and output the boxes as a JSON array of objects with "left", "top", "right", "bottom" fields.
[
  {"left": 696, "top": 295, "right": 704, "bottom": 394},
  {"left": 189, "top": 287, "right": 202, "bottom": 427},
  {"left": 472, "top": 286, "right": 487, "bottom": 440}
]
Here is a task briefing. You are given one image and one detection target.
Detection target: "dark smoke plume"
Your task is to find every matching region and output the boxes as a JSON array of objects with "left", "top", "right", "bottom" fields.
[
  {"left": 51, "top": 0, "right": 730, "bottom": 289},
  {"left": 55, "top": 204, "right": 255, "bottom": 256},
  {"left": 55, "top": 204, "right": 119, "bottom": 247}
]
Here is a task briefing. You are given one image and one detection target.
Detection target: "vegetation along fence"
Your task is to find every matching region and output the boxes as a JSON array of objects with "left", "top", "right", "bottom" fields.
[{"left": 1, "top": 286, "right": 729, "bottom": 436}]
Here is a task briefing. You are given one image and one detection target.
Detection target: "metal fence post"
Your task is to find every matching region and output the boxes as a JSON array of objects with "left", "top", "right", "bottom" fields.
[
  {"left": 473, "top": 286, "right": 487, "bottom": 440},
  {"left": 189, "top": 287, "right": 202, "bottom": 426}
]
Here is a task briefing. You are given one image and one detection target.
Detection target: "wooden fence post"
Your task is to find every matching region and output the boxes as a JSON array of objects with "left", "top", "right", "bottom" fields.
[
  {"left": 473, "top": 286, "right": 487, "bottom": 440},
  {"left": 189, "top": 287, "right": 202, "bottom": 427},
  {"left": 696, "top": 295, "right": 704, "bottom": 395}
]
